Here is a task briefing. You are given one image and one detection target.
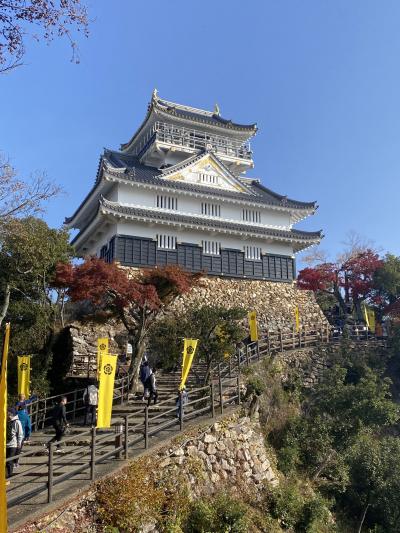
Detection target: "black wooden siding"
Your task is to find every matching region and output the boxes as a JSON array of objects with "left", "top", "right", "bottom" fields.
[{"left": 108, "top": 234, "right": 295, "bottom": 282}]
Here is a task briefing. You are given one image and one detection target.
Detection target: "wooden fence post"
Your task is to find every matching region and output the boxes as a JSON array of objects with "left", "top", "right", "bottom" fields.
[
  {"left": 72, "top": 390, "right": 77, "bottom": 423},
  {"left": 47, "top": 443, "right": 54, "bottom": 503},
  {"left": 120, "top": 380, "right": 124, "bottom": 405},
  {"left": 210, "top": 383, "right": 215, "bottom": 418},
  {"left": 267, "top": 331, "right": 271, "bottom": 355},
  {"left": 219, "top": 374, "right": 224, "bottom": 414},
  {"left": 237, "top": 374, "right": 241, "bottom": 405},
  {"left": 280, "top": 329, "right": 283, "bottom": 352},
  {"left": 90, "top": 426, "right": 96, "bottom": 480},
  {"left": 144, "top": 406, "right": 149, "bottom": 449},
  {"left": 179, "top": 391, "right": 184, "bottom": 431},
  {"left": 124, "top": 415, "right": 129, "bottom": 460}
]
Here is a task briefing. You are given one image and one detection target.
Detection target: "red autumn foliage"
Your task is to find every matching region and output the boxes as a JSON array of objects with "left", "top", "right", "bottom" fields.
[
  {"left": 297, "top": 250, "right": 383, "bottom": 318},
  {"left": 53, "top": 258, "right": 201, "bottom": 380}
]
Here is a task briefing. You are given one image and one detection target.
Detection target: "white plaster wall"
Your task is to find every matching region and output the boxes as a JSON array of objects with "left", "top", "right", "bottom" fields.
[
  {"left": 116, "top": 183, "right": 291, "bottom": 228},
  {"left": 116, "top": 220, "right": 293, "bottom": 256},
  {"left": 82, "top": 223, "right": 118, "bottom": 257}
]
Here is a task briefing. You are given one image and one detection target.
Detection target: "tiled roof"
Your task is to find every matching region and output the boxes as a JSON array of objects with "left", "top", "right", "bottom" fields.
[
  {"left": 99, "top": 197, "right": 322, "bottom": 243},
  {"left": 155, "top": 97, "right": 257, "bottom": 132},
  {"left": 65, "top": 150, "right": 317, "bottom": 226}
]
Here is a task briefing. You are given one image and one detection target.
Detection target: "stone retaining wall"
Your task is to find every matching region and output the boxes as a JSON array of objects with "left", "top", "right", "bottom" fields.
[
  {"left": 15, "top": 413, "right": 277, "bottom": 532},
  {"left": 64, "top": 277, "right": 327, "bottom": 377}
]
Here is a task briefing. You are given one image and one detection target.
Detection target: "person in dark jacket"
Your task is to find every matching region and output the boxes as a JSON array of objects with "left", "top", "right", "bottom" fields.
[
  {"left": 145, "top": 368, "right": 158, "bottom": 406},
  {"left": 47, "top": 397, "right": 68, "bottom": 452},
  {"left": 140, "top": 360, "right": 152, "bottom": 401}
]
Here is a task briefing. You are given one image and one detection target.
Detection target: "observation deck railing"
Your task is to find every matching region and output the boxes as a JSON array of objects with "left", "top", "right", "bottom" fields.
[{"left": 136, "top": 121, "right": 253, "bottom": 161}]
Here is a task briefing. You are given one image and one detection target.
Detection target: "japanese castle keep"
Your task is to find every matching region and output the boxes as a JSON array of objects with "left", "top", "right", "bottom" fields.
[{"left": 65, "top": 91, "right": 322, "bottom": 281}]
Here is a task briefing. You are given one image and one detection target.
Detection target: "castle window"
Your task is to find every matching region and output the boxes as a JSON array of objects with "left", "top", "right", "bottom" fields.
[
  {"left": 242, "top": 209, "right": 261, "bottom": 223},
  {"left": 157, "top": 234, "right": 177, "bottom": 250},
  {"left": 156, "top": 195, "right": 178, "bottom": 210},
  {"left": 202, "top": 240, "right": 221, "bottom": 255},
  {"left": 198, "top": 173, "right": 219, "bottom": 185},
  {"left": 244, "top": 246, "right": 262, "bottom": 260},
  {"left": 201, "top": 202, "right": 221, "bottom": 217}
]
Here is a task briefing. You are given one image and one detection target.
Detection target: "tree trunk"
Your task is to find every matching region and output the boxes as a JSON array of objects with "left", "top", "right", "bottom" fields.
[
  {"left": 128, "top": 334, "right": 146, "bottom": 392},
  {"left": 312, "top": 449, "right": 335, "bottom": 481},
  {"left": 0, "top": 283, "right": 11, "bottom": 327},
  {"left": 357, "top": 503, "right": 370, "bottom": 533}
]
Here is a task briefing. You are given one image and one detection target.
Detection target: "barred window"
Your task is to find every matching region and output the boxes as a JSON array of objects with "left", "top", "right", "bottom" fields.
[
  {"left": 242, "top": 209, "right": 261, "bottom": 223},
  {"left": 201, "top": 202, "right": 221, "bottom": 217},
  {"left": 157, "top": 234, "right": 177, "bottom": 250},
  {"left": 244, "top": 245, "right": 262, "bottom": 260},
  {"left": 156, "top": 195, "right": 178, "bottom": 210},
  {"left": 202, "top": 240, "right": 221, "bottom": 255},
  {"left": 198, "top": 173, "right": 219, "bottom": 185}
]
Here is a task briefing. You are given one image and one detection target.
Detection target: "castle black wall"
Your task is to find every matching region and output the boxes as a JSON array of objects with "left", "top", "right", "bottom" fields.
[{"left": 100, "top": 234, "right": 295, "bottom": 282}]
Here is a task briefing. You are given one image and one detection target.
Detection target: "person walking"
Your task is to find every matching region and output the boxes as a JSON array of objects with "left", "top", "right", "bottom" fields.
[
  {"left": 83, "top": 381, "right": 98, "bottom": 426},
  {"left": 47, "top": 397, "right": 68, "bottom": 452},
  {"left": 146, "top": 368, "right": 158, "bottom": 406},
  {"left": 140, "top": 360, "right": 152, "bottom": 401},
  {"left": 14, "top": 405, "right": 32, "bottom": 467},
  {"left": 6, "top": 408, "right": 23, "bottom": 477}
]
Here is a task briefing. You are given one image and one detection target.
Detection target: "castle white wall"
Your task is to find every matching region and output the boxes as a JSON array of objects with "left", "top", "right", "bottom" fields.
[
  {"left": 82, "top": 223, "right": 118, "bottom": 257},
  {"left": 113, "top": 183, "right": 291, "bottom": 229},
  {"left": 115, "top": 220, "right": 293, "bottom": 256}
]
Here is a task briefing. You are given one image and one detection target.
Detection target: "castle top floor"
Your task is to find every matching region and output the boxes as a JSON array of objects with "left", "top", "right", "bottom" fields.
[{"left": 120, "top": 90, "right": 258, "bottom": 174}]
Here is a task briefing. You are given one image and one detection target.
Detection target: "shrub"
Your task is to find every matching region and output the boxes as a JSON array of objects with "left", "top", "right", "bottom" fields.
[
  {"left": 184, "top": 493, "right": 250, "bottom": 533},
  {"left": 264, "top": 478, "right": 334, "bottom": 533}
]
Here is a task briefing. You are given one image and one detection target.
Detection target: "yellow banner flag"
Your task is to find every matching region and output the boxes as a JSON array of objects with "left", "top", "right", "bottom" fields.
[
  {"left": 17, "top": 355, "right": 31, "bottom": 397},
  {"left": 97, "top": 353, "right": 117, "bottom": 429},
  {"left": 180, "top": 339, "right": 198, "bottom": 390},
  {"left": 363, "top": 304, "right": 369, "bottom": 328},
  {"left": 295, "top": 306, "right": 300, "bottom": 333},
  {"left": 97, "top": 338, "right": 109, "bottom": 378},
  {"left": 368, "top": 309, "right": 376, "bottom": 333},
  {"left": 1, "top": 323, "right": 10, "bottom": 532},
  {"left": 248, "top": 311, "right": 258, "bottom": 342},
  {"left": 363, "top": 305, "right": 375, "bottom": 333}
]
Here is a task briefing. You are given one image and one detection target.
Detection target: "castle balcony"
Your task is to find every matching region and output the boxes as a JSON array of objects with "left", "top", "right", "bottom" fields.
[{"left": 136, "top": 121, "right": 254, "bottom": 172}]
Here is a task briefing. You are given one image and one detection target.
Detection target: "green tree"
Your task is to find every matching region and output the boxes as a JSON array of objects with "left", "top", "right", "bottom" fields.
[
  {"left": 345, "top": 433, "right": 400, "bottom": 532},
  {"left": 149, "top": 306, "right": 246, "bottom": 382},
  {"left": 0, "top": 218, "right": 73, "bottom": 390}
]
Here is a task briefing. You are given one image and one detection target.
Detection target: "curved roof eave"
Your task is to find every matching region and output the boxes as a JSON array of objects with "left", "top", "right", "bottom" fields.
[
  {"left": 99, "top": 197, "right": 323, "bottom": 243},
  {"left": 120, "top": 92, "right": 257, "bottom": 152}
]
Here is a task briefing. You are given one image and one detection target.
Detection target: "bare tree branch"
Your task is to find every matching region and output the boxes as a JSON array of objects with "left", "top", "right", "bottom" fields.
[
  {"left": 0, "top": 0, "right": 89, "bottom": 73},
  {"left": 0, "top": 153, "right": 61, "bottom": 221}
]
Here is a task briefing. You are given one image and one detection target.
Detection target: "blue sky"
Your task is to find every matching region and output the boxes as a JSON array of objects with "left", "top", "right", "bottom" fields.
[{"left": 0, "top": 0, "right": 399, "bottom": 266}]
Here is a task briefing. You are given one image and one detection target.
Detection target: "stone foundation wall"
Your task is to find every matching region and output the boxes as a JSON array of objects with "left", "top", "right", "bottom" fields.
[
  {"left": 15, "top": 413, "right": 277, "bottom": 532},
  {"left": 63, "top": 277, "right": 327, "bottom": 377},
  {"left": 170, "top": 277, "right": 327, "bottom": 330}
]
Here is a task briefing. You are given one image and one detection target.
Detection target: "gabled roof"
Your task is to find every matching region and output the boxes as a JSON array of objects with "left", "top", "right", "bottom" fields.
[
  {"left": 120, "top": 90, "right": 257, "bottom": 152},
  {"left": 64, "top": 149, "right": 317, "bottom": 227}
]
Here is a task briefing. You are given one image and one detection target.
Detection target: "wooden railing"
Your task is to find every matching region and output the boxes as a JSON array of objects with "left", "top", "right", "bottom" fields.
[{"left": 8, "top": 321, "right": 384, "bottom": 512}]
